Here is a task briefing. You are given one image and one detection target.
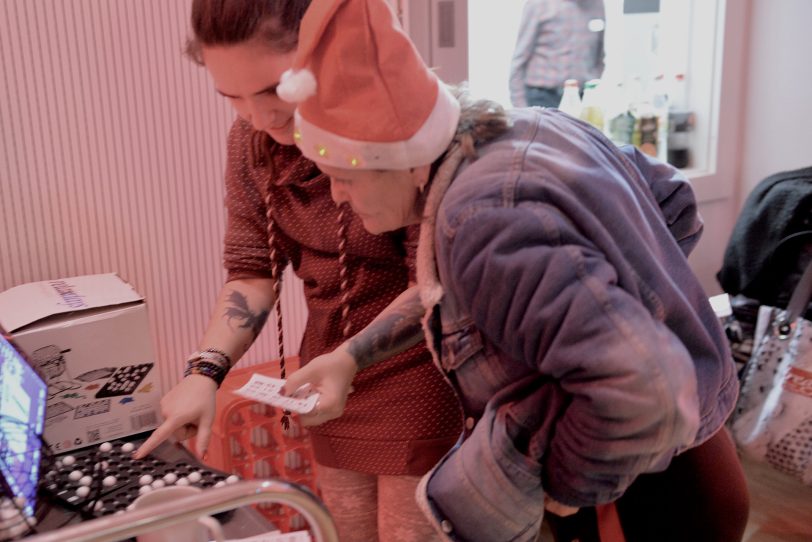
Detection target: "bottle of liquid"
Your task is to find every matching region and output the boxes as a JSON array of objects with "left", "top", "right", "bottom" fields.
[
  {"left": 579, "top": 79, "right": 604, "bottom": 131},
  {"left": 667, "top": 73, "right": 692, "bottom": 168},
  {"left": 670, "top": 72, "right": 688, "bottom": 110},
  {"left": 633, "top": 103, "right": 659, "bottom": 158},
  {"left": 629, "top": 76, "right": 658, "bottom": 158},
  {"left": 558, "top": 79, "right": 582, "bottom": 118},
  {"left": 606, "top": 82, "right": 634, "bottom": 146},
  {"left": 651, "top": 74, "right": 670, "bottom": 162}
]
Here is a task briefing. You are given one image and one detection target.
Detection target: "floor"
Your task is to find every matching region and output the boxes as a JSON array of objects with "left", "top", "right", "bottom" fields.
[
  {"left": 537, "top": 455, "right": 812, "bottom": 541},
  {"left": 741, "top": 457, "right": 812, "bottom": 542}
]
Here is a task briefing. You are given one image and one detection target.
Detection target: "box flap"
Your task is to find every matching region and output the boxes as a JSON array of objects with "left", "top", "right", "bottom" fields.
[{"left": 0, "top": 273, "right": 143, "bottom": 332}]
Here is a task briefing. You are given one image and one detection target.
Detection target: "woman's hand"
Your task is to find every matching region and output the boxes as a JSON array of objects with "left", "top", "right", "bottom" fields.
[
  {"left": 133, "top": 374, "right": 218, "bottom": 459},
  {"left": 284, "top": 343, "right": 358, "bottom": 426}
]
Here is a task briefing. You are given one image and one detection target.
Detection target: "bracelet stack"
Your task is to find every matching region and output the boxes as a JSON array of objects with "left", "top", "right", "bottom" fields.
[{"left": 184, "top": 348, "right": 232, "bottom": 387}]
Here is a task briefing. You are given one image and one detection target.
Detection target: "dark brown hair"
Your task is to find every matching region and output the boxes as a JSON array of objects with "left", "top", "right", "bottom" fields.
[
  {"left": 185, "top": 0, "right": 312, "bottom": 64},
  {"left": 453, "top": 87, "right": 511, "bottom": 158}
]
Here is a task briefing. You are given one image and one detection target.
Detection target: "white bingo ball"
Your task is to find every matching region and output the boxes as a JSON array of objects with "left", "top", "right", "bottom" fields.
[
  {"left": 176, "top": 477, "right": 190, "bottom": 486},
  {"left": 79, "top": 475, "right": 93, "bottom": 486},
  {"left": 139, "top": 474, "right": 153, "bottom": 486},
  {"left": 99, "top": 442, "right": 113, "bottom": 453},
  {"left": 162, "top": 473, "right": 177, "bottom": 484},
  {"left": 187, "top": 471, "right": 202, "bottom": 483},
  {"left": 75, "top": 486, "right": 90, "bottom": 498},
  {"left": 121, "top": 442, "right": 135, "bottom": 453},
  {"left": 102, "top": 476, "right": 117, "bottom": 487},
  {"left": 68, "top": 470, "right": 83, "bottom": 482},
  {"left": 226, "top": 475, "right": 239, "bottom": 484},
  {"left": 138, "top": 485, "right": 153, "bottom": 495},
  {"left": 214, "top": 481, "right": 226, "bottom": 488},
  {"left": 62, "top": 455, "right": 76, "bottom": 466},
  {"left": 151, "top": 480, "right": 165, "bottom": 489}
]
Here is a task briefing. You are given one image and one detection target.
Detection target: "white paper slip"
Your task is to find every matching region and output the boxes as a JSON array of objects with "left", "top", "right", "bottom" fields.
[
  {"left": 233, "top": 374, "right": 319, "bottom": 414},
  {"left": 708, "top": 293, "right": 733, "bottom": 318}
]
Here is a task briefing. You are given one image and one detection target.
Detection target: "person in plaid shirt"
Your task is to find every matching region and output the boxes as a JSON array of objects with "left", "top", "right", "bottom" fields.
[{"left": 509, "top": 0, "right": 606, "bottom": 108}]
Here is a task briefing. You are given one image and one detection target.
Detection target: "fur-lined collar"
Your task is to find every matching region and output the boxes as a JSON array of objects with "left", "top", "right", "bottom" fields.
[{"left": 416, "top": 144, "right": 467, "bottom": 311}]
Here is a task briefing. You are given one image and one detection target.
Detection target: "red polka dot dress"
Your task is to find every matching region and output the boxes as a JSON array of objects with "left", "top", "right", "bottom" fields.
[{"left": 223, "top": 119, "right": 462, "bottom": 475}]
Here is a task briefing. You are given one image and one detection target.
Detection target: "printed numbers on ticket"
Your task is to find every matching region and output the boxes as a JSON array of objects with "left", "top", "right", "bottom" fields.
[{"left": 233, "top": 374, "right": 319, "bottom": 414}]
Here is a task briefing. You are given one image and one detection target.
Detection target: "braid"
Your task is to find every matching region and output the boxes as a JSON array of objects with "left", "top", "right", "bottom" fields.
[
  {"left": 336, "top": 204, "right": 352, "bottom": 339},
  {"left": 264, "top": 170, "right": 292, "bottom": 430},
  {"left": 250, "top": 130, "right": 273, "bottom": 168}
]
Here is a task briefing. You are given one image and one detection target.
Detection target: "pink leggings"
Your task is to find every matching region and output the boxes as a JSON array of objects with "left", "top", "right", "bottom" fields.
[{"left": 316, "top": 465, "right": 441, "bottom": 542}]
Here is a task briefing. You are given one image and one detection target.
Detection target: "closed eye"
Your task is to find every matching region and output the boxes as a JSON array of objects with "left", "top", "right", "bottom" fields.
[{"left": 215, "top": 83, "right": 279, "bottom": 100}]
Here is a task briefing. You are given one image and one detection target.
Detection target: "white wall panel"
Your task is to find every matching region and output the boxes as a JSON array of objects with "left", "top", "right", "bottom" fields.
[
  {"left": 740, "top": 0, "right": 812, "bottom": 197},
  {"left": 0, "top": 0, "right": 308, "bottom": 391}
]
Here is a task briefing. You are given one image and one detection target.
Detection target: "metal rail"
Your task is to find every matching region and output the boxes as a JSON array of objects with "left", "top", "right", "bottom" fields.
[{"left": 25, "top": 479, "right": 338, "bottom": 542}]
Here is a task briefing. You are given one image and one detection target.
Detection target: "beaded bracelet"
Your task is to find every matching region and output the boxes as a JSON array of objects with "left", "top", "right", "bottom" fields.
[
  {"left": 186, "top": 348, "right": 232, "bottom": 369},
  {"left": 184, "top": 360, "right": 228, "bottom": 387}
]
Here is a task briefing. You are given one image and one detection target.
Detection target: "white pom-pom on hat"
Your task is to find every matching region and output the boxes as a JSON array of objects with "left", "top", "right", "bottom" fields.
[{"left": 277, "top": 68, "right": 318, "bottom": 103}]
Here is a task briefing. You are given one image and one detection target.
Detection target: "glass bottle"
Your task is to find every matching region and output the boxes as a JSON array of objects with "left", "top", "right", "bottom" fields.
[
  {"left": 651, "top": 74, "right": 670, "bottom": 162},
  {"left": 558, "top": 79, "right": 583, "bottom": 118},
  {"left": 606, "top": 82, "right": 635, "bottom": 146},
  {"left": 629, "top": 77, "right": 659, "bottom": 158},
  {"left": 667, "top": 73, "right": 692, "bottom": 168},
  {"left": 579, "top": 79, "right": 604, "bottom": 131}
]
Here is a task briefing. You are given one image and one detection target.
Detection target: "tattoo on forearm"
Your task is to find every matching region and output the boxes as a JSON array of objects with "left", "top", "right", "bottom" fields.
[
  {"left": 347, "top": 295, "right": 425, "bottom": 370},
  {"left": 223, "top": 290, "right": 269, "bottom": 341}
]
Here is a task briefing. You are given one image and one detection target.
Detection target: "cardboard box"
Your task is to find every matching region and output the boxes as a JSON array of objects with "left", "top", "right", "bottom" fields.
[{"left": 0, "top": 273, "right": 162, "bottom": 453}]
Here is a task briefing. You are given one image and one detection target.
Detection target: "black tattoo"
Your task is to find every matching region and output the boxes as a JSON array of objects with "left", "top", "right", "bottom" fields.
[
  {"left": 223, "top": 290, "right": 270, "bottom": 340},
  {"left": 347, "top": 291, "right": 425, "bottom": 370}
]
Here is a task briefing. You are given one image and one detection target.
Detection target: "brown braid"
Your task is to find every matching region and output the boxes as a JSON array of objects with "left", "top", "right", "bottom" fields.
[
  {"left": 336, "top": 204, "right": 352, "bottom": 339},
  {"left": 266, "top": 207, "right": 291, "bottom": 430},
  {"left": 250, "top": 130, "right": 271, "bottom": 168},
  {"left": 256, "top": 132, "right": 292, "bottom": 430}
]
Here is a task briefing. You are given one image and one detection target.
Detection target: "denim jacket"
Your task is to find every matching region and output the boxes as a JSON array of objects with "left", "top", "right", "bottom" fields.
[{"left": 415, "top": 108, "right": 738, "bottom": 541}]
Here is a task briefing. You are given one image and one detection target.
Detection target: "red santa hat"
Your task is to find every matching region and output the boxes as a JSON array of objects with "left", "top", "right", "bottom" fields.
[{"left": 277, "top": 0, "right": 460, "bottom": 170}]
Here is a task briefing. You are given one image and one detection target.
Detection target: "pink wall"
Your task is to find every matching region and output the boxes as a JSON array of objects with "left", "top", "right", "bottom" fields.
[
  {"left": 0, "top": 0, "right": 307, "bottom": 391},
  {"left": 740, "top": 0, "right": 812, "bottom": 198}
]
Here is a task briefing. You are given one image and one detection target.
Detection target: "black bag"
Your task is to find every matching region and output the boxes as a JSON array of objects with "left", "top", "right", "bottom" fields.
[
  {"left": 718, "top": 165, "right": 812, "bottom": 313},
  {"left": 717, "top": 166, "right": 812, "bottom": 376}
]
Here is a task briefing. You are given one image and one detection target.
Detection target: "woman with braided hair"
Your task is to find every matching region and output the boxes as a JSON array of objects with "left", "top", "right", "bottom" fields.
[{"left": 134, "top": 1, "right": 462, "bottom": 540}]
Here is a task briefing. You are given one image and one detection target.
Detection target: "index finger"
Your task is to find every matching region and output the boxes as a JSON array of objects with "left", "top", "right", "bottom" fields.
[{"left": 133, "top": 418, "right": 184, "bottom": 459}]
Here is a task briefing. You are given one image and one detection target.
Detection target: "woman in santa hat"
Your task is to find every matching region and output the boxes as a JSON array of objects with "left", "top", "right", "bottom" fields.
[{"left": 281, "top": 1, "right": 750, "bottom": 540}]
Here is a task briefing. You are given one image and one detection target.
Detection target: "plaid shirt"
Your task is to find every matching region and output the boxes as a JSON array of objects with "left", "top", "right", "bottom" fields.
[{"left": 509, "top": 0, "right": 606, "bottom": 107}]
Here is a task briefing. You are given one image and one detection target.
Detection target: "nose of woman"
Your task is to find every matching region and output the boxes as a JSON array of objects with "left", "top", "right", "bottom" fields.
[{"left": 248, "top": 107, "right": 276, "bottom": 133}]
